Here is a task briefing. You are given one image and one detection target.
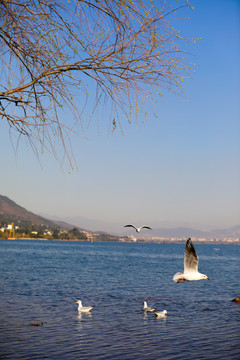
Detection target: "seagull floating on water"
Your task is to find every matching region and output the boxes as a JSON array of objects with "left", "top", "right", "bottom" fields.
[
  {"left": 124, "top": 225, "right": 152, "bottom": 233},
  {"left": 76, "top": 300, "right": 95, "bottom": 313},
  {"left": 143, "top": 301, "right": 156, "bottom": 312},
  {"left": 173, "top": 238, "right": 210, "bottom": 283},
  {"left": 154, "top": 310, "right": 168, "bottom": 318}
]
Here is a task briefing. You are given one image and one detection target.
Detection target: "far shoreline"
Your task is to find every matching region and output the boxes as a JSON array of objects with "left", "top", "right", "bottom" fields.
[{"left": 1, "top": 237, "right": 239, "bottom": 245}]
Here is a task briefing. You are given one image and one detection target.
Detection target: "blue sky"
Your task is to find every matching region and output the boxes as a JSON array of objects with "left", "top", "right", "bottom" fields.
[{"left": 1, "top": 0, "right": 240, "bottom": 233}]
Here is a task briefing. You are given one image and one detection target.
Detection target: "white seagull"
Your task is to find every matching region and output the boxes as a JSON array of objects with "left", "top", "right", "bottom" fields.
[
  {"left": 76, "top": 300, "right": 95, "bottom": 313},
  {"left": 173, "top": 238, "right": 210, "bottom": 283},
  {"left": 154, "top": 310, "right": 168, "bottom": 318},
  {"left": 124, "top": 225, "right": 152, "bottom": 233},
  {"left": 143, "top": 301, "right": 156, "bottom": 312}
]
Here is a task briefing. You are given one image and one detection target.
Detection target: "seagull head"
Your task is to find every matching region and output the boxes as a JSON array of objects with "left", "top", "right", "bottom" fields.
[
  {"left": 163, "top": 310, "right": 168, "bottom": 315},
  {"left": 202, "top": 274, "right": 210, "bottom": 280},
  {"left": 76, "top": 300, "right": 82, "bottom": 306}
]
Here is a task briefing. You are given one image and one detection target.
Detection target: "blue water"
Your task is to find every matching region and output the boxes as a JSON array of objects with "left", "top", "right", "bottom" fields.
[{"left": 0, "top": 240, "right": 239, "bottom": 360}]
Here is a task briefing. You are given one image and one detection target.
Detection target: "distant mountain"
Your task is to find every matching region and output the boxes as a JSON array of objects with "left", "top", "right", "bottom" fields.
[
  {"left": 43, "top": 213, "right": 240, "bottom": 240},
  {"left": 41, "top": 210, "right": 240, "bottom": 240},
  {"left": 0, "top": 195, "right": 76, "bottom": 230},
  {"left": 142, "top": 225, "right": 240, "bottom": 239},
  {"left": 52, "top": 220, "right": 82, "bottom": 231},
  {"left": 39, "top": 213, "right": 122, "bottom": 234},
  {"left": 148, "top": 227, "right": 205, "bottom": 238},
  {"left": 205, "top": 225, "right": 240, "bottom": 239},
  {"left": 1, "top": 195, "right": 239, "bottom": 239}
]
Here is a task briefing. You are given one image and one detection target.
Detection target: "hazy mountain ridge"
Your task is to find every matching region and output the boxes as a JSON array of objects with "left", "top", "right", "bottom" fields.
[
  {"left": 0, "top": 195, "right": 51, "bottom": 226},
  {"left": 0, "top": 195, "right": 76, "bottom": 230},
  {"left": 205, "top": 225, "right": 240, "bottom": 239},
  {"left": 148, "top": 227, "right": 205, "bottom": 238},
  {"left": 45, "top": 214, "right": 240, "bottom": 239},
  {"left": 1, "top": 195, "right": 239, "bottom": 239},
  {"left": 148, "top": 225, "right": 240, "bottom": 239}
]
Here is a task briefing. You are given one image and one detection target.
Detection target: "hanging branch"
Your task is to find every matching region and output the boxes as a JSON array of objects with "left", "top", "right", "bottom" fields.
[{"left": 0, "top": 0, "right": 193, "bottom": 168}]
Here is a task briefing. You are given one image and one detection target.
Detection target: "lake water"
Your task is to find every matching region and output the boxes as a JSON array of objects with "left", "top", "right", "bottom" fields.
[{"left": 0, "top": 240, "right": 239, "bottom": 360}]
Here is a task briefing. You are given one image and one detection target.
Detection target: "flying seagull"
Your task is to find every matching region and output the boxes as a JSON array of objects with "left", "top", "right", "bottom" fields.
[
  {"left": 154, "top": 310, "right": 168, "bottom": 318},
  {"left": 143, "top": 301, "right": 156, "bottom": 312},
  {"left": 173, "top": 238, "right": 210, "bottom": 283},
  {"left": 76, "top": 300, "right": 95, "bottom": 313},
  {"left": 124, "top": 225, "right": 152, "bottom": 233}
]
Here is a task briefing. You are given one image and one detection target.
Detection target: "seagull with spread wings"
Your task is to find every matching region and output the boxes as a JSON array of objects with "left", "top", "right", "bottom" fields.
[
  {"left": 124, "top": 224, "right": 152, "bottom": 233},
  {"left": 173, "top": 238, "right": 210, "bottom": 283}
]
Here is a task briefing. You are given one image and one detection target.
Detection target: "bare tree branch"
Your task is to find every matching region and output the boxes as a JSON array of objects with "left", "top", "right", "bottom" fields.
[{"left": 0, "top": 0, "right": 193, "bottom": 168}]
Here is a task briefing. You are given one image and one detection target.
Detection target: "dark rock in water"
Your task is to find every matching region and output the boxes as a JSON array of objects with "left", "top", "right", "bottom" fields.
[
  {"left": 17, "top": 320, "right": 45, "bottom": 327},
  {"left": 29, "top": 319, "right": 44, "bottom": 326}
]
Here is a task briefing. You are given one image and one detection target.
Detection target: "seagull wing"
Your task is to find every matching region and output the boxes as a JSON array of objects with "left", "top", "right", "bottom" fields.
[
  {"left": 184, "top": 238, "right": 198, "bottom": 273},
  {"left": 124, "top": 225, "right": 137, "bottom": 230},
  {"left": 140, "top": 226, "right": 152, "bottom": 230}
]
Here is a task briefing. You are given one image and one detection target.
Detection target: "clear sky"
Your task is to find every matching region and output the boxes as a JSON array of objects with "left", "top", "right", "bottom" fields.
[{"left": 1, "top": 0, "right": 240, "bottom": 233}]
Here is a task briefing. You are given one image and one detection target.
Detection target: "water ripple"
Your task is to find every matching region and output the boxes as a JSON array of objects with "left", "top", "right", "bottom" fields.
[{"left": 0, "top": 240, "right": 239, "bottom": 359}]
